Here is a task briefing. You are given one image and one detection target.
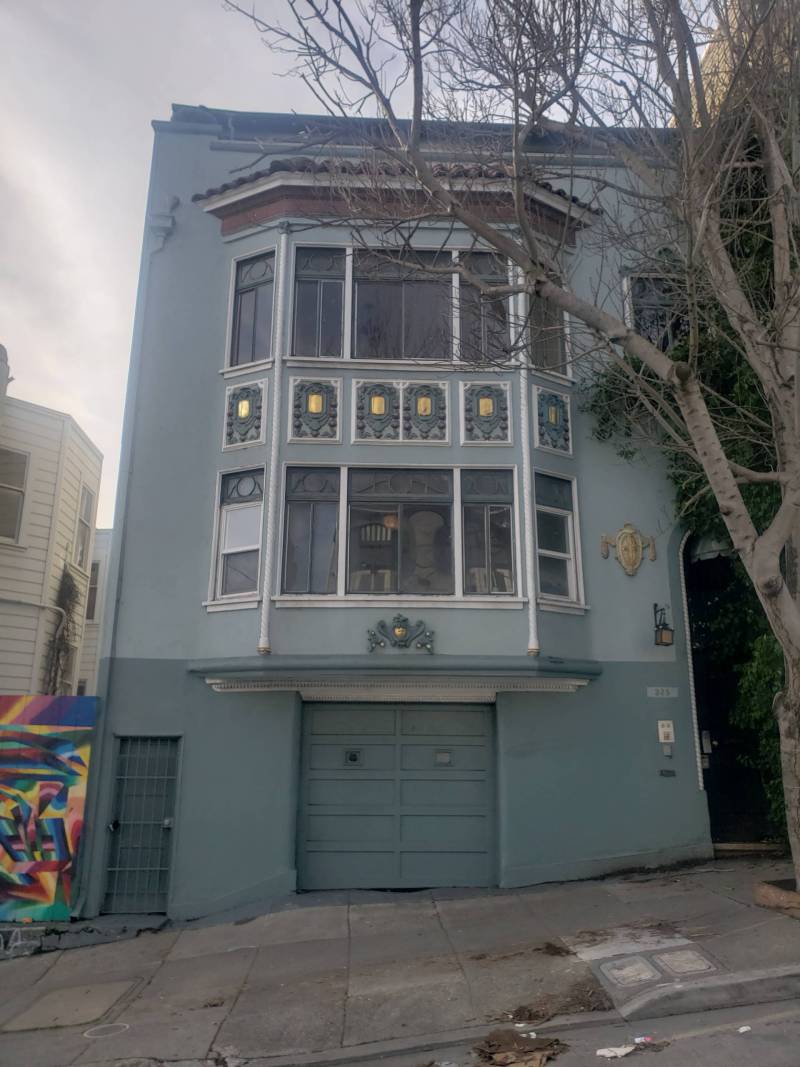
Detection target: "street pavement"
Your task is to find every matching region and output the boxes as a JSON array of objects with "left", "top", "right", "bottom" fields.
[{"left": 0, "top": 858, "right": 798, "bottom": 1066}]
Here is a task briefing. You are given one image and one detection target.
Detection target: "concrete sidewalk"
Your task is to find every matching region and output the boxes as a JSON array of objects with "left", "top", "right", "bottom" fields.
[{"left": 1, "top": 858, "right": 799, "bottom": 1067}]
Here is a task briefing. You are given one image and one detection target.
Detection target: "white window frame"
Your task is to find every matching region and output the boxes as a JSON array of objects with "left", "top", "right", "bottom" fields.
[
  {"left": 206, "top": 465, "right": 265, "bottom": 608},
  {"left": 73, "top": 482, "right": 95, "bottom": 572},
  {"left": 274, "top": 461, "right": 525, "bottom": 607},
  {"left": 533, "top": 470, "right": 585, "bottom": 606},
  {"left": 0, "top": 445, "right": 29, "bottom": 546},
  {"left": 86, "top": 560, "right": 101, "bottom": 621},
  {"left": 289, "top": 242, "right": 349, "bottom": 360},
  {"left": 525, "top": 291, "right": 572, "bottom": 382},
  {"left": 223, "top": 244, "right": 279, "bottom": 374}
]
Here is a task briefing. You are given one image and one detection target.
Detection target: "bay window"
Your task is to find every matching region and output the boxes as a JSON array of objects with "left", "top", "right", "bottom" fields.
[
  {"left": 353, "top": 251, "right": 453, "bottom": 360},
  {"left": 0, "top": 446, "right": 27, "bottom": 542},
  {"left": 529, "top": 296, "right": 568, "bottom": 375},
  {"left": 216, "top": 469, "right": 264, "bottom": 598},
  {"left": 462, "top": 469, "right": 515, "bottom": 594},
  {"left": 231, "top": 252, "right": 275, "bottom": 366},
  {"left": 459, "top": 252, "right": 510, "bottom": 364},
  {"left": 282, "top": 467, "right": 340, "bottom": 593},
  {"left": 74, "top": 485, "right": 95, "bottom": 570},
  {"left": 535, "top": 472, "right": 578, "bottom": 600},
  {"left": 292, "top": 248, "right": 346, "bottom": 358}
]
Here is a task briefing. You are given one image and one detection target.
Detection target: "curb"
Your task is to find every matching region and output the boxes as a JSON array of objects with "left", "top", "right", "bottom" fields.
[
  {"left": 238, "top": 1011, "right": 624, "bottom": 1067},
  {"left": 620, "top": 963, "right": 800, "bottom": 1020}
]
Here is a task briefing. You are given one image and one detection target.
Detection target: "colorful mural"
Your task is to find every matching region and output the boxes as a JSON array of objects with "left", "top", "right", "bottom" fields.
[{"left": 0, "top": 696, "right": 96, "bottom": 921}]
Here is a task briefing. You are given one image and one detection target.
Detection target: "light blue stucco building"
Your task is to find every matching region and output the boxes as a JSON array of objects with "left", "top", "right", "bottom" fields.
[{"left": 81, "top": 106, "right": 712, "bottom": 920}]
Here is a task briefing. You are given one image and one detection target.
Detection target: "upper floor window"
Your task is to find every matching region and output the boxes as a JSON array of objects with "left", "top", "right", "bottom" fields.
[
  {"left": 231, "top": 252, "right": 275, "bottom": 366},
  {"left": 534, "top": 472, "right": 579, "bottom": 600},
  {"left": 529, "top": 296, "right": 568, "bottom": 375},
  {"left": 282, "top": 467, "right": 340, "bottom": 594},
  {"left": 629, "top": 275, "right": 687, "bottom": 352},
  {"left": 216, "top": 469, "right": 264, "bottom": 597},
  {"left": 0, "top": 447, "right": 27, "bottom": 542},
  {"left": 459, "top": 252, "right": 510, "bottom": 364},
  {"left": 292, "top": 248, "right": 346, "bottom": 358},
  {"left": 348, "top": 468, "right": 454, "bottom": 593},
  {"left": 86, "top": 561, "right": 100, "bottom": 620},
  {"left": 354, "top": 251, "right": 453, "bottom": 360},
  {"left": 74, "top": 485, "right": 95, "bottom": 570},
  {"left": 462, "top": 469, "right": 515, "bottom": 594}
]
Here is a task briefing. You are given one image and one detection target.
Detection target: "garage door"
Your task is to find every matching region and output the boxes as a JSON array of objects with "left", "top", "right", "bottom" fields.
[{"left": 298, "top": 704, "right": 494, "bottom": 890}]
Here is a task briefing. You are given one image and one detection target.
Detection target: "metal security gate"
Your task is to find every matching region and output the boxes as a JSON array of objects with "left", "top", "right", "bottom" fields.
[
  {"left": 299, "top": 704, "right": 494, "bottom": 890},
  {"left": 102, "top": 737, "right": 180, "bottom": 914}
]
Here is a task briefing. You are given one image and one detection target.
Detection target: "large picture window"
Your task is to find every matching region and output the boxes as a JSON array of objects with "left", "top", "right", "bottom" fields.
[
  {"left": 348, "top": 469, "right": 454, "bottom": 594},
  {"left": 216, "top": 469, "right": 264, "bottom": 598},
  {"left": 353, "top": 251, "right": 453, "bottom": 360},
  {"left": 462, "top": 469, "right": 515, "bottom": 594},
  {"left": 231, "top": 252, "right": 275, "bottom": 366},
  {"left": 0, "top": 447, "right": 27, "bottom": 542},
  {"left": 535, "top": 473, "right": 578, "bottom": 600},
  {"left": 292, "top": 248, "right": 346, "bottom": 358},
  {"left": 282, "top": 467, "right": 340, "bottom": 593}
]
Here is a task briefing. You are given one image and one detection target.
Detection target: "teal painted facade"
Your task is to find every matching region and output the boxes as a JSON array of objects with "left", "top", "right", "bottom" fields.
[{"left": 79, "top": 107, "right": 711, "bottom": 920}]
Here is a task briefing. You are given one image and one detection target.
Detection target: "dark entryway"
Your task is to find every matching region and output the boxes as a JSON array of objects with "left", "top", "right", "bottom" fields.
[{"left": 684, "top": 546, "right": 772, "bottom": 842}]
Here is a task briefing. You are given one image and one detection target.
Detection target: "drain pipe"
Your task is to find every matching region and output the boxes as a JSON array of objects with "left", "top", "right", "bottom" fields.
[{"left": 0, "top": 596, "right": 67, "bottom": 691}]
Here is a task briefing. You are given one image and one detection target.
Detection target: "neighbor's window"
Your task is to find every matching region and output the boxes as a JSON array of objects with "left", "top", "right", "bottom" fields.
[
  {"left": 216, "top": 469, "right": 264, "bottom": 597},
  {"left": 459, "top": 252, "right": 510, "bottom": 364},
  {"left": 535, "top": 473, "right": 578, "bottom": 599},
  {"left": 231, "top": 252, "right": 275, "bottom": 366},
  {"left": 529, "top": 295, "right": 567, "bottom": 374},
  {"left": 292, "top": 248, "right": 346, "bottom": 358},
  {"left": 462, "top": 469, "right": 515, "bottom": 594},
  {"left": 74, "top": 485, "right": 95, "bottom": 570},
  {"left": 86, "top": 561, "right": 100, "bottom": 620},
  {"left": 282, "top": 467, "right": 340, "bottom": 594},
  {"left": 629, "top": 275, "right": 687, "bottom": 353},
  {"left": 348, "top": 468, "right": 453, "bottom": 594},
  {"left": 353, "top": 251, "right": 452, "bottom": 360},
  {"left": 0, "top": 447, "right": 28, "bottom": 542},
  {"left": 76, "top": 679, "right": 88, "bottom": 697}
]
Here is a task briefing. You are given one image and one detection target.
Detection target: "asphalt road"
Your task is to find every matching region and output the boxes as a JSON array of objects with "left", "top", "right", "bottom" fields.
[{"left": 360, "top": 1000, "right": 800, "bottom": 1067}]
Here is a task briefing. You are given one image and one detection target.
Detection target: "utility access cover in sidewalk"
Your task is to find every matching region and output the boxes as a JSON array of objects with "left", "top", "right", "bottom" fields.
[{"left": 3, "top": 980, "right": 133, "bottom": 1031}]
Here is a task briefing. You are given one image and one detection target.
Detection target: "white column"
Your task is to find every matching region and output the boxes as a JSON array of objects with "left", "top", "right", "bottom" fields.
[{"left": 258, "top": 223, "right": 291, "bottom": 653}]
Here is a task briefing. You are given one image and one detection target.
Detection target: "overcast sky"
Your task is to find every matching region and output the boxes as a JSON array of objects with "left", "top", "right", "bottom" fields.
[{"left": 1, "top": 0, "right": 320, "bottom": 525}]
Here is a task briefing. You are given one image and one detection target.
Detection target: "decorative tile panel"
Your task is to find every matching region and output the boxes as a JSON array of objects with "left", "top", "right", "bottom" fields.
[
  {"left": 291, "top": 378, "right": 340, "bottom": 441},
  {"left": 355, "top": 381, "right": 400, "bottom": 441},
  {"left": 224, "top": 381, "right": 266, "bottom": 449},
  {"left": 462, "top": 383, "right": 510, "bottom": 443},
  {"left": 535, "top": 387, "right": 571, "bottom": 453},
  {"left": 403, "top": 383, "right": 447, "bottom": 442}
]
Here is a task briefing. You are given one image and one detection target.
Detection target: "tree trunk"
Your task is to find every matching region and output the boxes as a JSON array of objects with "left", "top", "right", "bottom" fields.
[{"left": 775, "top": 661, "right": 800, "bottom": 889}]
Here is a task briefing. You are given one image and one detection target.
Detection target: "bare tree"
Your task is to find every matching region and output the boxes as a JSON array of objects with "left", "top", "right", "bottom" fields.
[{"left": 226, "top": 0, "right": 800, "bottom": 885}]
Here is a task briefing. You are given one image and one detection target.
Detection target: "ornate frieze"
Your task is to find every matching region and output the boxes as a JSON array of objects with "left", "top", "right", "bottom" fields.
[
  {"left": 354, "top": 381, "right": 400, "bottom": 440},
  {"left": 223, "top": 381, "right": 266, "bottom": 449},
  {"left": 601, "top": 523, "right": 656, "bottom": 576},
  {"left": 534, "top": 387, "right": 571, "bottom": 453},
  {"left": 367, "top": 614, "right": 435, "bottom": 654},
  {"left": 403, "top": 383, "right": 447, "bottom": 441},
  {"left": 462, "top": 382, "right": 510, "bottom": 443},
  {"left": 290, "top": 378, "right": 340, "bottom": 441}
]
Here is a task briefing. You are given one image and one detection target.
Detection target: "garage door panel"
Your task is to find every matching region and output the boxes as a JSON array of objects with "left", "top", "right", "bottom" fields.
[
  {"left": 401, "top": 813, "right": 488, "bottom": 847},
  {"left": 304, "top": 852, "right": 398, "bottom": 888},
  {"left": 308, "top": 779, "right": 395, "bottom": 806},
  {"left": 306, "top": 813, "right": 394, "bottom": 843},
  {"left": 311, "top": 706, "right": 396, "bottom": 735},
  {"left": 310, "top": 743, "right": 395, "bottom": 770},
  {"left": 401, "top": 708, "right": 487, "bottom": 736},
  {"left": 399, "top": 779, "right": 488, "bottom": 807},
  {"left": 400, "top": 744, "right": 487, "bottom": 771},
  {"left": 400, "top": 851, "right": 490, "bottom": 885}
]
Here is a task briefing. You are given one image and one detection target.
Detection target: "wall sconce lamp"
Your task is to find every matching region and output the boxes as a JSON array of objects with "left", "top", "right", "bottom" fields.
[
  {"left": 653, "top": 603, "right": 674, "bottom": 646},
  {"left": 307, "top": 392, "right": 324, "bottom": 414}
]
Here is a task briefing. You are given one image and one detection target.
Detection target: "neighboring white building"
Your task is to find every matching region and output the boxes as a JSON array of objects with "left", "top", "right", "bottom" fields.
[
  {"left": 0, "top": 346, "right": 103, "bottom": 695},
  {"left": 77, "top": 528, "right": 112, "bottom": 695}
]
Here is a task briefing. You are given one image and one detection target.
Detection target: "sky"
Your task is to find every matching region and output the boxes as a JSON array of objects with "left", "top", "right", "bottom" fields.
[{"left": 0, "top": 0, "right": 321, "bottom": 525}]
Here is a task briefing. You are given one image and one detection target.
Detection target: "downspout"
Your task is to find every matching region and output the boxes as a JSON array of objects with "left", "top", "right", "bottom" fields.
[
  {"left": 678, "top": 530, "right": 705, "bottom": 790},
  {"left": 258, "top": 223, "right": 291, "bottom": 654},
  {"left": 0, "top": 597, "right": 66, "bottom": 692},
  {"left": 520, "top": 363, "right": 539, "bottom": 654}
]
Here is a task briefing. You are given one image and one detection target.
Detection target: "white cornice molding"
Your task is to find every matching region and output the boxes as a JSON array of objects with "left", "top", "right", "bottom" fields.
[{"left": 203, "top": 675, "right": 590, "bottom": 699}]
